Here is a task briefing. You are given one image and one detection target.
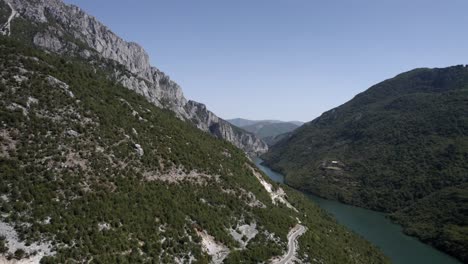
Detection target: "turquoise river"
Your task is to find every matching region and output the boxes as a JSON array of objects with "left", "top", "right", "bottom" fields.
[{"left": 253, "top": 158, "right": 461, "bottom": 264}]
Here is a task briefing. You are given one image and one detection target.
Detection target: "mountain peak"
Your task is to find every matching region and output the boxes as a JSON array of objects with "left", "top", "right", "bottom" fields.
[{"left": 3, "top": 0, "right": 267, "bottom": 155}]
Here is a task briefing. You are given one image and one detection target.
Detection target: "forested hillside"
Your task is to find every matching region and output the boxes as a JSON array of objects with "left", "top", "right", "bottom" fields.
[
  {"left": 263, "top": 66, "right": 468, "bottom": 262},
  {"left": 0, "top": 38, "right": 389, "bottom": 263}
]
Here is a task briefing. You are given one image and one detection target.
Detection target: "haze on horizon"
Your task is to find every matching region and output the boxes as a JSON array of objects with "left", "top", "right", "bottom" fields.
[{"left": 64, "top": 0, "right": 468, "bottom": 122}]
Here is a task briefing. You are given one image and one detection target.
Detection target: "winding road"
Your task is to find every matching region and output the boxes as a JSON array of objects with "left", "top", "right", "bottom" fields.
[{"left": 273, "top": 224, "right": 307, "bottom": 264}]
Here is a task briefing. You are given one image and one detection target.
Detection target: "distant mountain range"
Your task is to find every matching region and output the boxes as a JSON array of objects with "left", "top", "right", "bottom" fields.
[
  {"left": 228, "top": 118, "right": 303, "bottom": 127},
  {"left": 227, "top": 118, "right": 303, "bottom": 145}
]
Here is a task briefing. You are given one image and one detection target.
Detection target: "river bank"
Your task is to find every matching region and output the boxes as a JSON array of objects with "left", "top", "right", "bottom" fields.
[{"left": 253, "top": 158, "right": 461, "bottom": 264}]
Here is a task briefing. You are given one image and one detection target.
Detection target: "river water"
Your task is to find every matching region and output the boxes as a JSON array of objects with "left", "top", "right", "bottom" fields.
[{"left": 253, "top": 158, "right": 461, "bottom": 264}]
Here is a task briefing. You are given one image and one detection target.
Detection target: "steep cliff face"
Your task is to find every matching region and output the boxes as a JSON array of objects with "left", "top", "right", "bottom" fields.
[
  {"left": 185, "top": 101, "right": 268, "bottom": 154},
  {"left": 2, "top": 0, "right": 267, "bottom": 154}
]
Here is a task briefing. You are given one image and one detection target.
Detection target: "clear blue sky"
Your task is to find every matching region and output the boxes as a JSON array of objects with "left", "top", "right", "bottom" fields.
[{"left": 64, "top": 0, "right": 468, "bottom": 122}]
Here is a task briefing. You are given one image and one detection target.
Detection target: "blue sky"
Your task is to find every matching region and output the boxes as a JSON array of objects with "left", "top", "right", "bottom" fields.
[{"left": 64, "top": 0, "right": 468, "bottom": 122}]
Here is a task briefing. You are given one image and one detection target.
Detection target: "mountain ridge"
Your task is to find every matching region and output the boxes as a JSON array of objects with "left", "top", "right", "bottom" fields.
[
  {"left": 227, "top": 118, "right": 302, "bottom": 146},
  {"left": 262, "top": 65, "right": 468, "bottom": 262},
  {"left": 227, "top": 118, "right": 303, "bottom": 128},
  {"left": 1, "top": 0, "right": 268, "bottom": 155},
  {"left": 0, "top": 23, "right": 389, "bottom": 263}
]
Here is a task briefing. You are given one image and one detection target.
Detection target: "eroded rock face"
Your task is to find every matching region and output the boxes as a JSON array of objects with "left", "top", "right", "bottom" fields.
[
  {"left": 4, "top": 0, "right": 267, "bottom": 155},
  {"left": 185, "top": 101, "right": 268, "bottom": 155}
]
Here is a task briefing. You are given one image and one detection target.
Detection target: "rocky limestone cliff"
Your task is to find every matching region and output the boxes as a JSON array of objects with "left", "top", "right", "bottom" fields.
[
  {"left": 185, "top": 101, "right": 268, "bottom": 154},
  {"left": 1, "top": 0, "right": 267, "bottom": 155}
]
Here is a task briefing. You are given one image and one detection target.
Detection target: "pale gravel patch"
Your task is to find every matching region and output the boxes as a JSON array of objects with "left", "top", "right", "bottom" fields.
[
  {"left": 65, "top": 129, "right": 79, "bottom": 137},
  {"left": 247, "top": 165, "right": 298, "bottom": 212},
  {"left": 229, "top": 222, "right": 258, "bottom": 249},
  {"left": 0, "top": 195, "right": 8, "bottom": 203},
  {"left": 6, "top": 103, "right": 28, "bottom": 116},
  {"left": 134, "top": 143, "right": 144, "bottom": 156},
  {"left": 12, "top": 75, "right": 28, "bottom": 84},
  {"left": 0, "top": 1, "right": 18, "bottom": 36},
  {"left": 195, "top": 229, "right": 229, "bottom": 264},
  {"left": 0, "top": 129, "right": 17, "bottom": 158},
  {"left": 26, "top": 97, "right": 38, "bottom": 108},
  {"left": 143, "top": 167, "right": 219, "bottom": 185},
  {"left": 174, "top": 253, "right": 196, "bottom": 264},
  {"left": 63, "top": 151, "right": 88, "bottom": 170},
  {"left": 0, "top": 221, "right": 54, "bottom": 263},
  {"left": 97, "top": 222, "right": 111, "bottom": 231},
  {"left": 46, "top": 75, "right": 74, "bottom": 98},
  {"left": 245, "top": 190, "right": 267, "bottom": 208},
  {"left": 222, "top": 188, "right": 266, "bottom": 208}
]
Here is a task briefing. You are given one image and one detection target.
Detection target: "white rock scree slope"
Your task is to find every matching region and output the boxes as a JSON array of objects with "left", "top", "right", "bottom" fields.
[{"left": 0, "top": 1, "right": 17, "bottom": 36}]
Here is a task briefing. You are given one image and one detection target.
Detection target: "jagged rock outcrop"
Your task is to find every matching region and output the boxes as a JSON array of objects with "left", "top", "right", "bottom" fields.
[
  {"left": 2, "top": 0, "right": 267, "bottom": 155},
  {"left": 185, "top": 101, "right": 268, "bottom": 154}
]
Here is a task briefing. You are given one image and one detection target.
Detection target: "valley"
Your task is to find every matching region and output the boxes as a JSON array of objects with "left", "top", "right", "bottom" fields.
[
  {"left": 262, "top": 66, "right": 468, "bottom": 262},
  {"left": 0, "top": 0, "right": 390, "bottom": 262},
  {"left": 254, "top": 158, "right": 462, "bottom": 264},
  {"left": 0, "top": 0, "right": 466, "bottom": 263},
  {"left": 0, "top": 37, "right": 390, "bottom": 263},
  {"left": 227, "top": 119, "right": 303, "bottom": 146}
]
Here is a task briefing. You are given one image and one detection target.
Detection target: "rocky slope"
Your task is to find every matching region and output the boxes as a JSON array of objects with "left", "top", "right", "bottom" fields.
[
  {"left": 1, "top": 0, "right": 267, "bottom": 155},
  {"left": 262, "top": 66, "right": 468, "bottom": 262},
  {"left": 0, "top": 36, "right": 390, "bottom": 263}
]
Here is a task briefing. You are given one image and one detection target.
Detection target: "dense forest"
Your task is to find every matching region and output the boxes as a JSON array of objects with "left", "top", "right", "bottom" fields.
[
  {"left": 0, "top": 37, "right": 389, "bottom": 263},
  {"left": 263, "top": 66, "right": 468, "bottom": 262}
]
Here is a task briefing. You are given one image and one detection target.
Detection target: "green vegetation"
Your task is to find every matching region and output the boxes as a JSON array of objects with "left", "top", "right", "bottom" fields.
[
  {"left": 262, "top": 66, "right": 468, "bottom": 262},
  {"left": 0, "top": 236, "right": 7, "bottom": 254},
  {"left": 0, "top": 37, "right": 388, "bottom": 263},
  {"left": 0, "top": 0, "right": 10, "bottom": 25},
  {"left": 14, "top": 249, "right": 26, "bottom": 260},
  {"left": 286, "top": 187, "right": 389, "bottom": 264},
  {"left": 390, "top": 184, "right": 468, "bottom": 262}
]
